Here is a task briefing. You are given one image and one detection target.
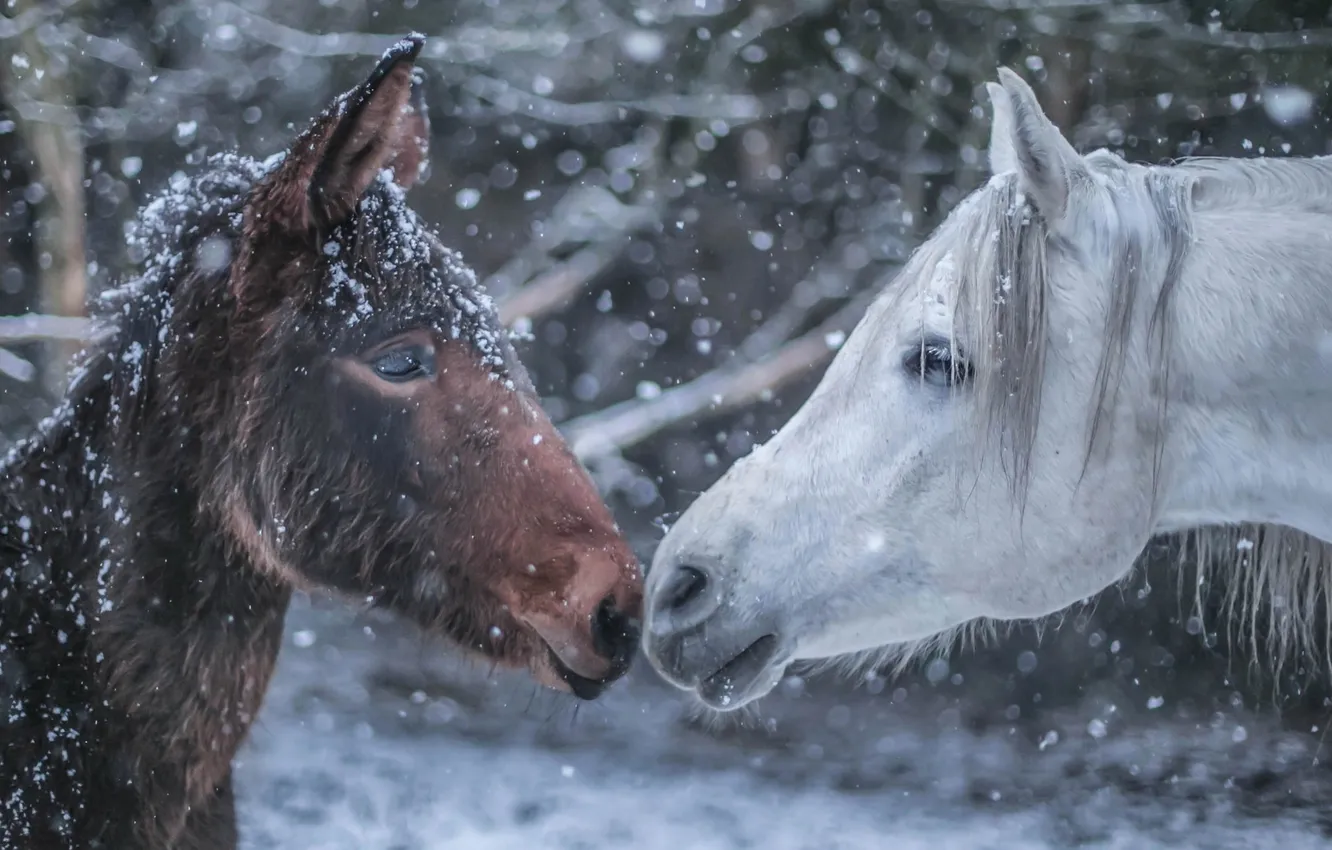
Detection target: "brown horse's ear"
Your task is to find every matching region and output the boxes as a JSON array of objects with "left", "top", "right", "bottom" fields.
[
  {"left": 385, "top": 67, "right": 431, "bottom": 189},
  {"left": 253, "top": 34, "right": 431, "bottom": 235}
]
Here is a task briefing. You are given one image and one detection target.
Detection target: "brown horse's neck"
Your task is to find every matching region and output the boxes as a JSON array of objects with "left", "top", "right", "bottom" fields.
[
  {"left": 5, "top": 356, "right": 292, "bottom": 621},
  {"left": 1, "top": 361, "right": 291, "bottom": 841}
]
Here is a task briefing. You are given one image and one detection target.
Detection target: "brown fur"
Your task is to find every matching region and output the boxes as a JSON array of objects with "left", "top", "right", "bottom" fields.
[{"left": 0, "top": 36, "right": 641, "bottom": 848}]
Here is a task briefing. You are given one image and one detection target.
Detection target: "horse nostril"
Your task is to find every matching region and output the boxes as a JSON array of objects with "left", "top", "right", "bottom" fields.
[
  {"left": 664, "top": 565, "right": 708, "bottom": 614},
  {"left": 649, "top": 563, "right": 719, "bottom": 635},
  {"left": 592, "top": 594, "right": 640, "bottom": 660}
]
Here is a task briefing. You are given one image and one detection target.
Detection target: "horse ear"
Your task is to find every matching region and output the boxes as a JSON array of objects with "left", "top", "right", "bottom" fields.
[
  {"left": 992, "top": 67, "right": 1087, "bottom": 222},
  {"left": 255, "top": 34, "right": 430, "bottom": 234},
  {"left": 985, "top": 82, "right": 1019, "bottom": 175},
  {"left": 385, "top": 68, "right": 431, "bottom": 188}
]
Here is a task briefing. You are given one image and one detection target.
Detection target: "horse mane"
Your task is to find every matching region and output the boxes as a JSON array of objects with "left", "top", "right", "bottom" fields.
[
  {"left": 815, "top": 150, "right": 1332, "bottom": 691},
  {"left": 1177, "top": 154, "right": 1332, "bottom": 214},
  {"left": 1, "top": 152, "right": 270, "bottom": 480}
]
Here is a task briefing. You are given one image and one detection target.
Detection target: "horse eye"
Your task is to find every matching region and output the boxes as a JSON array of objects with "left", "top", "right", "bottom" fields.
[
  {"left": 373, "top": 347, "right": 432, "bottom": 382},
  {"left": 903, "top": 342, "right": 971, "bottom": 388}
]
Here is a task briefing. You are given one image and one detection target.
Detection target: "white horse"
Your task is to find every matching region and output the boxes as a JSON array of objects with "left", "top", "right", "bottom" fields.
[{"left": 642, "top": 67, "right": 1332, "bottom": 711}]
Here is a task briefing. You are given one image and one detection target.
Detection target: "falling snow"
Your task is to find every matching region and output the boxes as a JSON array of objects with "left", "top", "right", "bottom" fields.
[{"left": 4, "top": 4, "right": 1332, "bottom": 847}]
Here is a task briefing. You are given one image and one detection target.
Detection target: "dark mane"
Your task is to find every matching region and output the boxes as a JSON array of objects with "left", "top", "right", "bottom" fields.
[{"left": 3, "top": 155, "right": 264, "bottom": 465}]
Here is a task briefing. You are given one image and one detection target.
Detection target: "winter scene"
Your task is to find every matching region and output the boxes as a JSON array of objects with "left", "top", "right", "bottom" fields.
[{"left": 3, "top": 0, "right": 1332, "bottom": 848}]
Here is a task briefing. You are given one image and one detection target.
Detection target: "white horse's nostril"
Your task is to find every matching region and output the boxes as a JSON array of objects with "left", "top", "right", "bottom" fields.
[
  {"left": 648, "top": 562, "right": 721, "bottom": 636},
  {"left": 663, "top": 565, "right": 707, "bottom": 611}
]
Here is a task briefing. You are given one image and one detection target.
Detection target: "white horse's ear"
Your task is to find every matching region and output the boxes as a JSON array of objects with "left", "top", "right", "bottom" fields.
[
  {"left": 986, "top": 82, "right": 1018, "bottom": 175},
  {"left": 993, "top": 67, "right": 1088, "bottom": 222}
]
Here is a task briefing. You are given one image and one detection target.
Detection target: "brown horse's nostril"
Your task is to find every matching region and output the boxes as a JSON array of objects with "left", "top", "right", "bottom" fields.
[{"left": 592, "top": 594, "right": 641, "bottom": 662}]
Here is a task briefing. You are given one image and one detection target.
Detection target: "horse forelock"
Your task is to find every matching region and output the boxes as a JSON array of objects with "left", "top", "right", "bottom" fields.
[
  {"left": 913, "top": 171, "right": 1054, "bottom": 500},
  {"left": 918, "top": 160, "right": 1201, "bottom": 505},
  {"left": 316, "top": 172, "right": 527, "bottom": 393}
]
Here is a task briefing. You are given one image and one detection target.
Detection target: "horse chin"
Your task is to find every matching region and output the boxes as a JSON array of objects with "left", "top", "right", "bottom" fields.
[
  {"left": 689, "top": 635, "right": 787, "bottom": 712},
  {"left": 534, "top": 644, "right": 626, "bottom": 701},
  {"left": 442, "top": 635, "right": 614, "bottom": 700},
  {"left": 516, "top": 602, "right": 639, "bottom": 698}
]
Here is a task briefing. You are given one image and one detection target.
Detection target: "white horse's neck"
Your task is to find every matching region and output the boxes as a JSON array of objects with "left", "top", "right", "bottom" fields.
[{"left": 1157, "top": 198, "right": 1332, "bottom": 542}]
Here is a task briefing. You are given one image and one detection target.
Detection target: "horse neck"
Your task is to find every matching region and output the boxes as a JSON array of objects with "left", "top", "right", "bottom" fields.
[
  {"left": 1156, "top": 200, "right": 1332, "bottom": 542},
  {"left": 3, "top": 358, "right": 291, "bottom": 640},
  {"left": 1, "top": 362, "right": 292, "bottom": 818},
  {"left": 2, "top": 380, "right": 113, "bottom": 572}
]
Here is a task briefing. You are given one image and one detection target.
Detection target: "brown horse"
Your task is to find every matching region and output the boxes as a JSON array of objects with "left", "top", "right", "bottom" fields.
[{"left": 0, "top": 35, "right": 642, "bottom": 848}]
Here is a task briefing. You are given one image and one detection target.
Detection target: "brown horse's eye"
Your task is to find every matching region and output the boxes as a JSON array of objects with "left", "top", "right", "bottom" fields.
[{"left": 373, "top": 346, "right": 433, "bottom": 382}]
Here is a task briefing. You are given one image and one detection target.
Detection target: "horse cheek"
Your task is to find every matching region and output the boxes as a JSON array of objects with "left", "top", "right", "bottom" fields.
[{"left": 327, "top": 380, "right": 419, "bottom": 491}]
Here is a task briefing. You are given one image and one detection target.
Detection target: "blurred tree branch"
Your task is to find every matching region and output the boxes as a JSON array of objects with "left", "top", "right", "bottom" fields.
[
  {"left": 209, "top": 0, "right": 614, "bottom": 63},
  {"left": 564, "top": 282, "right": 883, "bottom": 463},
  {"left": 0, "top": 314, "right": 98, "bottom": 344},
  {"left": 932, "top": 0, "right": 1332, "bottom": 50}
]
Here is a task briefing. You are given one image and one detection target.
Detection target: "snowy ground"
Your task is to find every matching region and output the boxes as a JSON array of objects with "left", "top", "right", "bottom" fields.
[{"left": 235, "top": 594, "right": 1332, "bottom": 850}]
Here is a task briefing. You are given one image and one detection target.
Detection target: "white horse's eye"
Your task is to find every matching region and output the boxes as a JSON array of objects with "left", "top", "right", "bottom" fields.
[{"left": 903, "top": 341, "right": 972, "bottom": 388}]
